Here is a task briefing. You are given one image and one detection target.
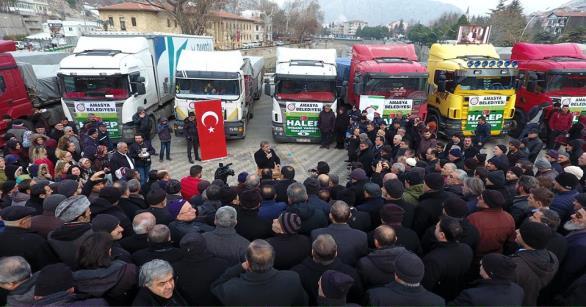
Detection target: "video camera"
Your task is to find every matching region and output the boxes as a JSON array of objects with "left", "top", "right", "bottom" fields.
[{"left": 214, "top": 163, "right": 235, "bottom": 184}]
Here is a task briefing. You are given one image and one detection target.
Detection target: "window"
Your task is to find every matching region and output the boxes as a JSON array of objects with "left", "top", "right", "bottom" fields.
[
  {"left": 131, "top": 17, "right": 136, "bottom": 27},
  {"left": 108, "top": 17, "right": 114, "bottom": 26},
  {"left": 0, "top": 76, "right": 6, "bottom": 94},
  {"left": 167, "top": 18, "right": 171, "bottom": 27},
  {"left": 119, "top": 17, "right": 126, "bottom": 31},
  {"left": 256, "top": 25, "right": 259, "bottom": 31}
]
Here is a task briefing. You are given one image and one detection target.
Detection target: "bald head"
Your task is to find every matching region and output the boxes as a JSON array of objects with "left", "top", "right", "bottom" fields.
[
  {"left": 374, "top": 225, "right": 397, "bottom": 248},
  {"left": 148, "top": 224, "right": 170, "bottom": 243},
  {"left": 317, "top": 174, "right": 330, "bottom": 188},
  {"left": 133, "top": 212, "right": 156, "bottom": 234},
  {"left": 382, "top": 172, "right": 398, "bottom": 184}
]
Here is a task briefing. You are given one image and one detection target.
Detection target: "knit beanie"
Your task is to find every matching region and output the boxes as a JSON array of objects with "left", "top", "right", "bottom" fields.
[
  {"left": 237, "top": 172, "right": 249, "bottom": 184},
  {"left": 43, "top": 194, "right": 67, "bottom": 212},
  {"left": 55, "top": 195, "right": 91, "bottom": 223},
  {"left": 278, "top": 212, "right": 302, "bottom": 234},
  {"left": 534, "top": 159, "right": 551, "bottom": 171},
  {"left": 443, "top": 197, "right": 468, "bottom": 218},
  {"left": 91, "top": 214, "right": 120, "bottom": 233},
  {"left": 394, "top": 252, "right": 425, "bottom": 284},
  {"left": 564, "top": 166, "right": 584, "bottom": 181},
  {"left": 556, "top": 172, "right": 579, "bottom": 190},
  {"left": 496, "top": 144, "right": 507, "bottom": 154},
  {"left": 58, "top": 179, "right": 78, "bottom": 198},
  {"left": 320, "top": 270, "right": 354, "bottom": 299},
  {"left": 424, "top": 173, "right": 444, "bottom": 190},
  {"left": 383, "top": 179, "right": 404, "bottom": 199},
  {"left": 519, "top": 221, "right": 552, "bottom": 250},
  {"left": 167, "top": 199, "right": 185, "bottom": 220},
  {"left": 487, "top": 170, "right": 506, "bottom": 187},
  {"left": 482, "top": 190, "right": 505, "bottom": 209},
  {"left": 99, "top": 186, "right": 122, "bottom": 204}
]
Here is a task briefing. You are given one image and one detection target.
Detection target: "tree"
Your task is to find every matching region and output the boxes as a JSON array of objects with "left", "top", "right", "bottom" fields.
[
  {"left": 407, "top": 23, "right": 437, "bottom": 46},
  {"left": 557, "top": 27, "right": 586, "bottom": 43},
  {"left": 356, "top": 26, "right": 389, "bottom": 40},
  {"left": 287, "top": 0, "right": 323, "bottom": 41},
  {"left": 141, "top": 0, "right": 226, "bottom": 35},
  {"left": 258, "top": 0, "right": 287, "bottom": 38},
  {"left": 488, "top": 0, "right": 526, "bottom": 46},
  {"left": 430, "top": 12, "right": 460, "bottom": 41}
]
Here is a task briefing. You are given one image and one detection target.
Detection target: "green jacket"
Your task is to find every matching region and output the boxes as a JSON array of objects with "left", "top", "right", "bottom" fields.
[{"left": 403, "top": 184, "right": 425, "bottom": 206}]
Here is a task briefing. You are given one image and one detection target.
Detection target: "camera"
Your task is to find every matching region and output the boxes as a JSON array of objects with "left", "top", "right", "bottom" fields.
[{"left": 214, "top": 163, "right": 235, "bottom": 184}]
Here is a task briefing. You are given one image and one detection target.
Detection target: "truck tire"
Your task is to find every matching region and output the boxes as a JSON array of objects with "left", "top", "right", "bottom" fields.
[
  {"left": 509, "top": 111, "right": 526, "bottom": 139},
  {"left": 248, "top": 104, "right": 254, "bottom": 120}
]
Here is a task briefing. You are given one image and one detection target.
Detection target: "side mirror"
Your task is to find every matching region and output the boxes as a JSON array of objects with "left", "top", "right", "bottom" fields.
[{"left": 136, "top": 76, "right": 145, "bottom": 83}]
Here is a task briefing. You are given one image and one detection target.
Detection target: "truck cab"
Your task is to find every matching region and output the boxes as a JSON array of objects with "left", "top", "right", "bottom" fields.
[
  {"left": 511, "top": 43, "right": 586, "bottom": 137},
  {"left": 427, "top": 43, "right": 518, "bottom": 137},
  {"left": 265, "top": 47, "right": 337, "bottom": 143},
  {"left": 174, "top": 50, "right": 251, "bottom": 139},
  {"left": 341, "top": 44, "right": 428, "bottom": 124}
]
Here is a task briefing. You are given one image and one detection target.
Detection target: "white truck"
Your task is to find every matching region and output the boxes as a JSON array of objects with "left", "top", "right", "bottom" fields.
[
  {"left": 265, "top": 47, "right": 338, "bottom": 143},
  {"left": 174, "top": 50, "right": 264, "bottom": 139},
  {"left": 58, "top": 32, "right": 213, "bottom": 140}
]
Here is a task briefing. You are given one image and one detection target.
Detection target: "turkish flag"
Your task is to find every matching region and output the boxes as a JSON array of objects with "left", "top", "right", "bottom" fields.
[{"left": 195, "top": 99, "right": 227, "bottom": 161}]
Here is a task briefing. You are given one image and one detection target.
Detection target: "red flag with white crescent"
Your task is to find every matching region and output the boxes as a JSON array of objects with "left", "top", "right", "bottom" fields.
[{"left": 195, "top": 99, "right": 227, "bottom": 160}]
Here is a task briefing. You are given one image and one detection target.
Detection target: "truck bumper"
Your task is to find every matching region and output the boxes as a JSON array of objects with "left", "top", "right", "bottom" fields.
[
  {"left": 439, "top": 118, "right": 513, "bottom": 137},
  {"left": 272, "top": 122, "right": 320, "bottom": 143},
  {"left": 175, "top": 120, "right": 246, "bottom": 139}
]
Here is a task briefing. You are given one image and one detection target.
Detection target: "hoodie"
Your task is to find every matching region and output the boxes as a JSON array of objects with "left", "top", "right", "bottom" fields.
[
  {"left": 512, "top": 249, "right": 559, "bottom": 305},
  {"left": 356, "top": 246, "right": 408, "bottom": 289},
  {"left": 10, "top": 190, "right": 30, "bottom": 207},
  {"left": 403, "top": 184, "right": 424, "bottom": 207},
  {"left": 47, "top": 223, "right": 93, "bottom": 268},
  {"left": 7, "top": 272, "right": 38, "bottom": 307},
  {"left": 74, "top": 260, "right": 137, "bottom": 306}
]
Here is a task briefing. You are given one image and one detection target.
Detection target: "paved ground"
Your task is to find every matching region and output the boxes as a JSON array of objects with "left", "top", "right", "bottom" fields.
[{"left": 150, "top": 95, "right": 349, "bottom": 185}]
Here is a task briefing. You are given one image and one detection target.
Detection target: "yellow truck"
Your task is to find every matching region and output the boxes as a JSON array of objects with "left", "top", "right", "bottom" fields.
[{"left": 426, "top": 44, "right": 518, "bottom": 137}]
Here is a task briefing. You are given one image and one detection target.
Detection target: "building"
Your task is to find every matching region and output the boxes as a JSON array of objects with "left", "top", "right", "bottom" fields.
[
  {"left": 98, "top": 2, "right": 180, "bottom": 33},
  {"left": 241, "top": 9, "right": 272, "bottom": 43},
  {"left": 206, "top": 10, "right": 262, "bottom": 49},
  {"left": 9, "top": 0, "right": 51, "bottom": 34},
  {"left": 545, "top": 10, "right": 586, "bottom": 36},
  {"left": 343, "top": 20, "right": 367, "bottom": 36},
  {"left": 387, "top": 20, "right": 408, "bottom": 33}
]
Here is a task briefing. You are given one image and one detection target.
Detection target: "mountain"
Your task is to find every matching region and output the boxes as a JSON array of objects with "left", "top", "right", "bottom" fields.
[
  {"left": 556, "top": 0, "right": 586, "bottom": 11},
  {"left": 318, "top": 0, "right": 462, "bottom": 25}
]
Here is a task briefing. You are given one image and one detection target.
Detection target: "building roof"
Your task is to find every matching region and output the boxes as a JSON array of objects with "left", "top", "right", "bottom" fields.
[
  {"left": 98, "top": 2, "right": 163, "bottom": 12},
  {"left": 550, "top": 10, "right": 586, "bottom": 17},
  {"left": 209, "top": 10, "right": 260, "bottom": 22}
]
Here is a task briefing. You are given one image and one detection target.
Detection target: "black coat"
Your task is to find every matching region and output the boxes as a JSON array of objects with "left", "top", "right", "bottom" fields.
[
  {"left": 511, "top": 249, "right": 559, "bottom": 306},
  {"left": 274, "top": 179, "right": 296, "bottom": 203},
  {"left": 311, "top": 224, "right": 368, "bottom": 266},
  {"left": 422, "top": 242, "right": 474, "bottom": 301},
  {"left": 132, "top": 287, "right": 187, "bottom": 306},
  {"left": 450, "top": 279, "right": 524, "bottom": 306},
  {"left": 146, "top": 207, "right": 174, "bottom": 225},
  {"left": 132, "top": 113, "right": 151, "bottom": 138},
  {"left": 335, "top": 111, "right": 350, "bottom": 132},
  {"left": 119, "top": 233, "right": 149, "bottom": 254},
  {"left": 131, "top": 242, "right": 186, "bottom": 266},
  {"left": 266, "top": 234, "right": 312, "bottom": 270},
  {"left": 292, "top": 257, "right": 364, "bottom": 305},
  {"left": 368, "top": 281, "right": 445, "bottom": 306},
  {"left": 357, "top": 246, "right": 408, "bottom": 289},
  {"left": 348, "top": 179, "right": 369, "bottom": 207},
  {"left": 318, "top": 110, "right": 336, "bottom": 132},
  {"left": 109, "top": 151, "right": 134, "bottom": 173},
  {"left": 358, "top": 148, "right": 375, "bottom": 177},
  {"left": 368, "top": 225, "right": 422, "bottom": 255},
  {"left": 118, "top": 195, "right": 148, "bottom": 220},
  {"left": 285, "top": 202, "right": 328, "bottom": 236},
  {"left": 172, "top": 250, "right": 231, "bottom": 306},
  {"left": 421, "top": 219, "right": 480, "bottom": 255},
  {"left": 357, "top": 196, "right": 385, "bottom": 230},
  {"left": 392, "top": 198, "right": 416, "bottom": 229},
  {"left": 235, "top": 208, "right": 273, "bottom": 241},
  {"left": 129, "top": 141, "right": 155, "bottom": 167},
  {"left": 413, "top": 190, "right": 451, "bottom": 236},
  {"left": 0, "top": 227, "right": 58, "bottom": 272},
  {"left": 211, "top": 264, "right": 308, "bottom": 306},
  {"left": 90, "top": 198, "right": 133, "bottom": 237},
  {"left": 183, "top": 119, "right": 198, "bottom": 141},
  {"left": 254, "top": 148, "right": 280, "bottom": 169}
]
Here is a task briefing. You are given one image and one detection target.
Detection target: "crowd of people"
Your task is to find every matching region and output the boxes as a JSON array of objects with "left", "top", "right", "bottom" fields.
[{"left": 0, "top": 102, "right": 585, "bottom": 306}]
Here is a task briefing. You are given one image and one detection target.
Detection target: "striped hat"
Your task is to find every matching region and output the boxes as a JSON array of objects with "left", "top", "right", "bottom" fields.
[{"left": 278, "top": 212, "right": 301, "bottom": 234}]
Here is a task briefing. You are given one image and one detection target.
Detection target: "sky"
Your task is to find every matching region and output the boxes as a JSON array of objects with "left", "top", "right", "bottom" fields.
[{"left": 415, "top": 0, "right": 563, "bottom": 16}]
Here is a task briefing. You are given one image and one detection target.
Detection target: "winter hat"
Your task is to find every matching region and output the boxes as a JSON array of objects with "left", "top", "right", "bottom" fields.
[
  {"left": 15, "top": 174, "right": 30, "bottom": 184},
  {"left": 350, "top": 168, "right": 368, "bottom": 181},
  {"left": 239, "top": 189, "right": 261, "bottom": 209},
  {"left": 394, "top": 252, "right": 425, "bottom": 284},
  {"left": 481, "top": 190, "right": 505, "bottom": 209},
  {"left": 558, "top": 151, "right": 570, "bottom": 159},
  {"left": 146, "top": 187, "right": 167, "bottom": 206},
  {"left": 159, "top": 117, "right": 168, "bottom": 123},
  {"left": 91, "top": 214, "right": 120, "bottom": 233},
  {"left": 165, "top": 179, "right": 182, "bottom": 195},
  {"left": 137, "top": 106, "right": 145, "bottom": 112},
  {"left": 443, "top": 198, "right": 468, "bottom": 218},
  {"left": 424, "top": 173, "right": 444, "bottom": 190},
  {"left": 30, "top": 181, "right": 50, "bottom": 197},
  {"left": 58, "top": 179, "right": 78, "bottom": 198},
  {"left": 4, "top": 155, "right": 19, "bottom": 166},
  {"left": 564, "top": 166, "right": 584, "bottom": 180},
  {"left": 496, "top": 144, "right": 507, "bottom": 154},
  {"left": 404, "top": 171, "right": 423, "bottom": 185},
  {"left": 364, "top": 183, "right": 382, "bottom": 198},
  {"left": 383, "top": 179, "right": 404, "bottom": 199},
  {"left": 43, "top": 194, "right": 67, "bottom": 213},
  {"left": 509, "top": 139, "right": 522, "bottom": 149},
  {"left": 449, "top": 148, "right": 462, "bottom": 158},
  {"left": 278, "top": 212, "right": 302, "bottom": 234},
  {"left": 320, "top": 270, "right": 355, "bottom": 300},
  {"left": 546, "top": 149, "right": 559, "bottom": 160},
  {"left": 519, "top": 221, "right": 552, "bottom": 250},
  {"left": 179, "top": 232, "right": 207, "bottom": 253},
  {"left": 487, "top": 157, "right": 508, "bottom": 171},
  {"left": 380, "top": 204, "right": 405, "bottom": 225},
  {"left": 464, "top": 158, "right": 479, "bottom": 170},
  {"left": 486, "top": 170, "right": 506, "bottom": 187},
  {"left": 99, "top": 186, "right": 122, "bottom": 204},
  {"left": 87, "top": 128, "right": 97, "bottom": 136},
  {"left": 237, "top": 172, "right": 249, "bottom": 184},
  {"left": 55, "top": 195, "right": 91, "bottom": 223},
  {"left": 167, "top": 199, "right": 186, "bottom": 220},
  {"left": 534, "top": 159, "right": 551, "bottom": 171},
  {"left": 34, "top": 263, "right": 74, "bottom": 296},
  {"left": 510, "top": 166, "right": 525, "bottom": 179},
  {"left": 405, "top": 158, "right": 417, "bottom": 167},
  {"left": 476, "top": 153, "right": 488, "bottom": 164},
  {"left": 0, "top": 206, "right": 35, "bottom": 221},
  {"left": 556, "top": 172, "right": 579, "bottom": 190},
  {"left": 481, "top": 253, "right": 517, "bottom": 281}
]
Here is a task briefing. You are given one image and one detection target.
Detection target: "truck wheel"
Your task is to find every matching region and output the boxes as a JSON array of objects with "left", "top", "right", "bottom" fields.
[
  {"left": 248, "top": 105, "right": 254, "bottom": 120},
  {"left": 509, "top": 111, "right": 526, "bottom": 139}
]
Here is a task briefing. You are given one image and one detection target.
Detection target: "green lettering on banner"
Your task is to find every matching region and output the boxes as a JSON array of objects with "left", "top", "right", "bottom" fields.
[
  {"left": 565, "top": 97, "right": 586, "bottom": 124},
  {"left": 74, "top": 101, "right": 121, "bottom": 138},
  {"left": 284, "top": 102, "right": 323, "bottom": 138},
  {"left": 464, "top": 96, "right": 506, "bottom": 133}
]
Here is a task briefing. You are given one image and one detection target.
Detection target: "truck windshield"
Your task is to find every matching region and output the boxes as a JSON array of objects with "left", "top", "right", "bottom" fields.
[
  {"left": 61, "top": 75, "right": 129, "bottom": 100},
  {"left": 456, "top": 76, "right": 515, "bottom": 91},
  {"left": 547, "top": 74, "right": 586, "bottom": 93},
  {"left": 176, "top": 78, "right": 240, "bottom": 96},
  {"left": 364, "top": 77, "right": 425, "bottom": 98},
  {"left": 276, "top": 79, "right": 336, "bottom": 102}
]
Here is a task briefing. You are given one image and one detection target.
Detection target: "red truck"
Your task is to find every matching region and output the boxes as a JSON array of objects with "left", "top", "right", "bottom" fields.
[
  {"left": 510, "top": 42, "right": 586, "bottom": 138},
  {"left": 337, "top": 44, "right": 428, "bottom": 123}
]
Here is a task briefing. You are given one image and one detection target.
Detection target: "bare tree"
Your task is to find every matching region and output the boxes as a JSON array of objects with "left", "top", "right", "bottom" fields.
[
  {"left": 287, "top": 0, "right": 323, "bottom": 41},
  {"left": 139, "top": 0, "right": 226, "bottom": 35}
]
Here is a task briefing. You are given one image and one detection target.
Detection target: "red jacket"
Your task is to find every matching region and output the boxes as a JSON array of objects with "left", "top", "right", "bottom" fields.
[
  {"left": 180, "top": 176, "right": 202, "bottom": 200},
  {"left": 466, "top": 208, "right": 516, "bottom": 257},
  {"left": 549, "top": 111, "right": 573, "bottom": 132}
]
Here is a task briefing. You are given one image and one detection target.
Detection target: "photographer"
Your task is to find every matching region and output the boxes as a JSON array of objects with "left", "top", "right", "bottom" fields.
[{"left": 129, "top": 134, "right": 155, "bottom": 185}]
